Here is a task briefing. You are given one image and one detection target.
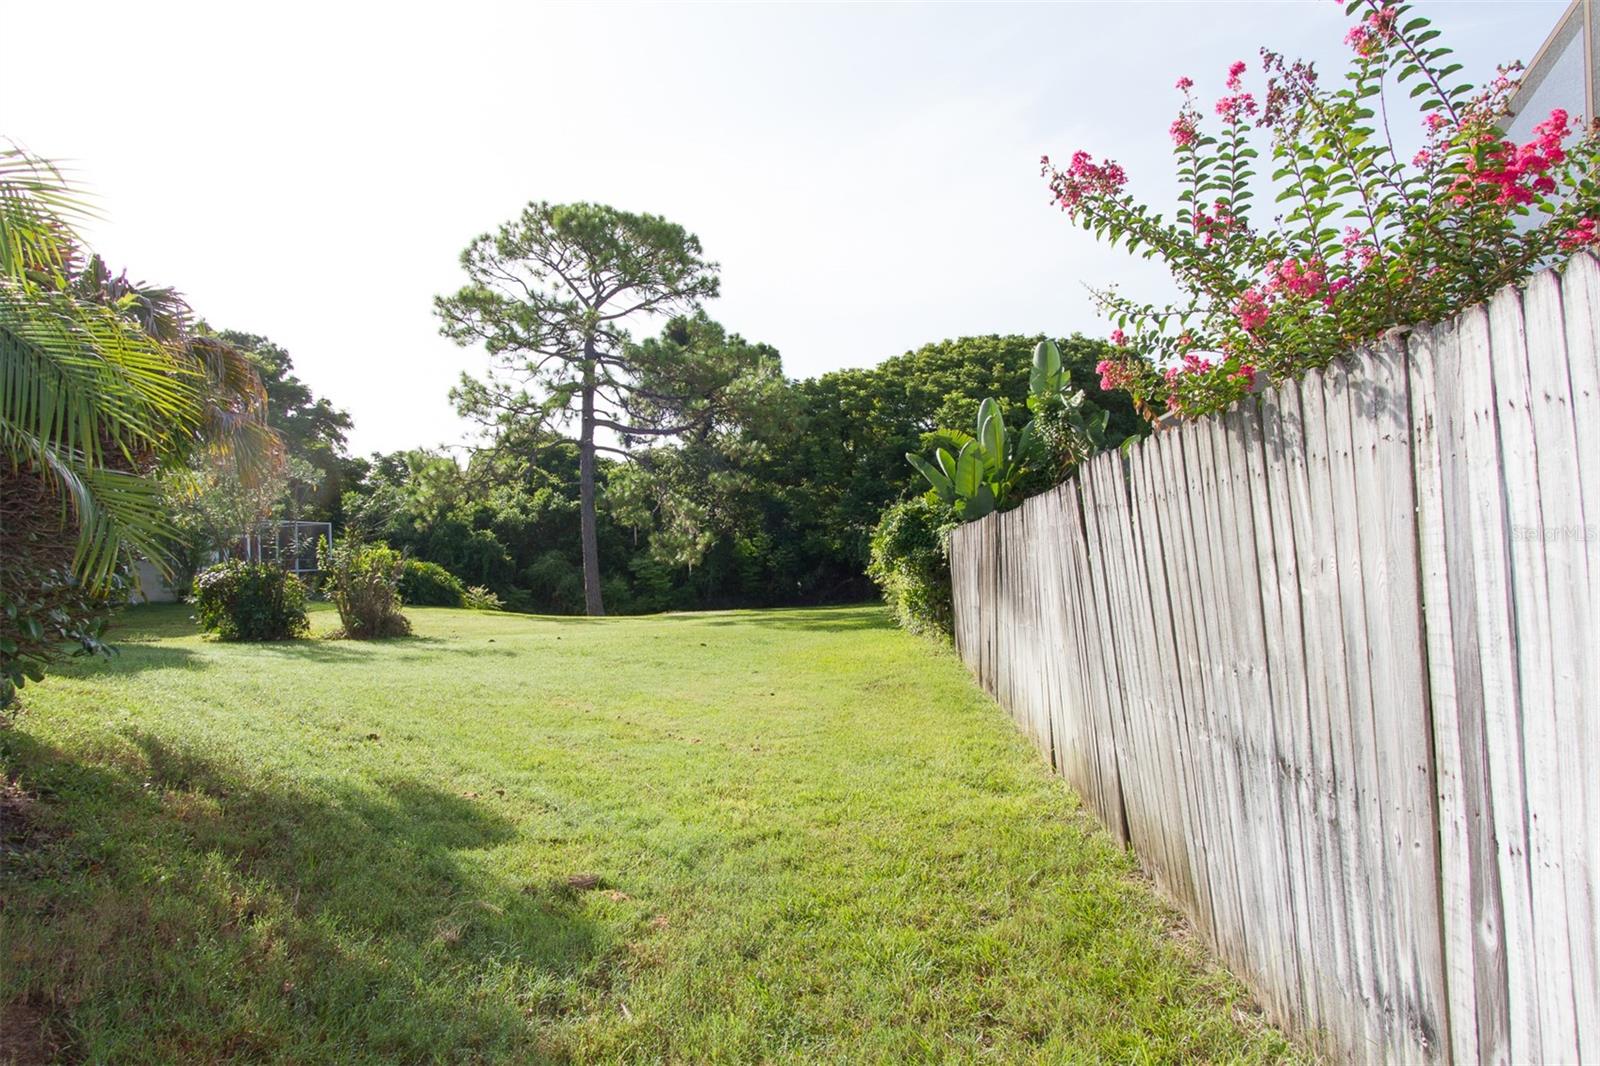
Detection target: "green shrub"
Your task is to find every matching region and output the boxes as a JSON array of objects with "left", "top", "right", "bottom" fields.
[
  {"left": 462, "top": 585, "right": 504, "bottom": 611},
  {"left": 522, "top": 551, "right": 585, "bottom": 614},
  {"left": 398, "top": 559, "right": 466, "bottom": 607},
  {"left": 193, "top": 561, "right": 310, "bottom": 642},
  {"left": 318, "top": 540, "right": 411, "bottom": 639},
  {"left": 868, "top": 497, "right": 956, "bottom": 639},
  {"left": 599, "top": 575, "right": 633, "bottom": 615},
  {"left": 1, "top": 560, "right": 124, "bottom": 707}
]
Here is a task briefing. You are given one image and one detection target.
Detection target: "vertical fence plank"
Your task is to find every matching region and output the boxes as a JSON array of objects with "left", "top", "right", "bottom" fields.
[
  {"left": 1129, "top": 438, "right": 1205, "bottom": 915},
  {"left": 1357, "top": 338, "right": 1450, "bottom": 1061},
  {"left": 1557, "top": 257, "right": 1600, "bottom": 1062},
  {"left": 1326, "top": 353, "right": 1415, "bottom": 1061},
  {"left": 1148, "top": 428, "right": 1226, "bottom": 945},
  {"left": 1244, "top": 390, "right": 1327, "bottom": 1044},
  {"left": 1490, "top": 282, "right": 1583, "bottom": 1063},
  {"left": 1196, "top": 412, "right": 1279, "bottom": 997},
  {"left": 1469, "top": 292, "right": 1548, "bottom": 1066},
  {"left": 1522, "top": 268, "right": 1597, "bottom": 1059},
  {"left": 1217, "top": 404, "right": 1304, "bottom": 1026},
  {"left": 1070, "top": 480, "right": 1127, "bottom": 842},
  {"left": 1410, "top": 319, "right": 1497, "bottom": 1066},
  {"left": 1297, "top": 365, "right": 1386, "bottom": 1060},
  {"left": 1170, "top": 419, "right": 1250, "bottom": 982}
]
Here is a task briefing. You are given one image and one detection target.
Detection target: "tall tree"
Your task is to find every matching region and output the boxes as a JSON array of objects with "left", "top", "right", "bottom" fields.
[
  {"left": 216, "top": 330, "right": 353, "bottom": 519},
  {"left": 434, "top": 202, "right": 719, "bottom": 614},
  {"left": 606, "top": 312, "right": 790, "bottom": 570}
]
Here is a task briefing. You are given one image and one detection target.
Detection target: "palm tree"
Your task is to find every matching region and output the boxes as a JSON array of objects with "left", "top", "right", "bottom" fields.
[{"left": 0, "top": 144, "right": 276, "bottom": 702}]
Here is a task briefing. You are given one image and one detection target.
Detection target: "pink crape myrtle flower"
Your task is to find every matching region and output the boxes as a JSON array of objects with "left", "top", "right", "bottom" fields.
[
  {"left": 1561, "top": 218, "right": 1599, "bottom": 251},
  {"left": 1324, "top": 275, "right": 1352, "bottom": 307},
  {"left": 1162, "top": 352, "right": 1219, "bottom": 414},
  {"left": 1096, "top": 358, "right": 1139, "bottom": 392},
  {"left": 1175, "top": 76, "right": 1194, "bottom": 92},
  {"left": 1341, "top": 227, "right": 1378, "bottom": 268},
  {"left": 1454, "top": 108, "right": 1571, "bottom": 207},
  {"left": 1233, "top": 288, "right": 1271, "bottom": 333},
  {"left": 1043, "top": 151, "right": 1129, "bottom": 214},
  {"left": 1269, "top": 257, "right": 1327, "bottom": 299},
  {"left": 1214, "top": 59, "right": 1256, "bottom": 123},
  {"left": 1215, "top": 92, "right": 1258, "bottom": 123},
  {"left": 1345, "top": 4, "right": 1398, "bottom": 56}
]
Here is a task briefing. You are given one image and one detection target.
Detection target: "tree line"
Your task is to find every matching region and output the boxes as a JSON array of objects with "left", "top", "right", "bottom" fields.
[
  {"left": 2, "top": 162, "right": 1134, "bottom": 707},
  {"left": 173, "top": 201, "right": 1138, "bottom": 619},
  {"left": 227, "top": 326, "right": 1137, "bottom": 617}
]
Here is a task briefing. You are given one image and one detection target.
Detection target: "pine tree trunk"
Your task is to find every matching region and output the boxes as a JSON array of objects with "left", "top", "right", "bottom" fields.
[{"left": 578, "top": 346, "right": 605, "bottom": 616}]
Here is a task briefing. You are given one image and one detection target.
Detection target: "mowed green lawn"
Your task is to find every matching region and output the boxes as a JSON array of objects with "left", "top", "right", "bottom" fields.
[{"left": 1, "top": 604, "right": 1297, "bottom": 1064}]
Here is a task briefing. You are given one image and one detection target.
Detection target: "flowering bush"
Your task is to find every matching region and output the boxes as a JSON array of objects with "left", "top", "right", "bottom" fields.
[{"left": 1044, "top": 0, "right": 1600, "bottom": 421}]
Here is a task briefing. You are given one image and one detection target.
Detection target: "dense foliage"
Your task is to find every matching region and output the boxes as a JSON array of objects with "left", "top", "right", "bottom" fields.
[
  {"left": 1045, "top": 0, "right": 1600, "bottom": 420},
  {"left": 909, "top": 340, "right": 1108, "bottom": 522},
  {"left": 193, "top": 561, "right": 309, "bottom": 641},
  {"left": 398, "top": 559, "right": 467, "bottom": 607},
  {"left": 320, "top": 540, "right": 411, "bottom": 639},
  {"left": 333, "top": 333, "right": 1132, "bottom": 616},
  {"left": 462, "top": 585, "right": 505, "bottom": 611},
  {"left": 0, "top": 501, "right": 126, "bottom": 705},
  {"left": 867, "top": 497, "right": 957, "bottom": 638}
]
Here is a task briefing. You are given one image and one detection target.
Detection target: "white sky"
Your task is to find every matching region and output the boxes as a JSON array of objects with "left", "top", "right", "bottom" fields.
[{"left": 2, "top": 1, "right": 1560, "bottom": 455}]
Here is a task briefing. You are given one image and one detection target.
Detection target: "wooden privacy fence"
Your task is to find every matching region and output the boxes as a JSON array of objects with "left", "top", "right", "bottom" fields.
[{"left": 948, "top": 259, "right": 1599, "bottom": 1064}]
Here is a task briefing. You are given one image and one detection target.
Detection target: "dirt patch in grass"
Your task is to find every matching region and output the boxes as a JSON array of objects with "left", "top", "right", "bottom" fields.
[
  {"left": 0, "top": 779, "right": 50, "bottom": 869},
  {"left": 0, "top": 993, "right": 72, "bottom": 1065}
]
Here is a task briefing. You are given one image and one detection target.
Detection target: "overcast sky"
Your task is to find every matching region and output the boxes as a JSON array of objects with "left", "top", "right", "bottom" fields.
[{"left": 2, "top": 1, "right": 1561, "bottom": 455}]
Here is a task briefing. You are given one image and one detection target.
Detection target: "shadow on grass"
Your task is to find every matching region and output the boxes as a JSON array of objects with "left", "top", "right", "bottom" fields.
[
  {"left": 674, "top": 605, "right": 891, "bottom": 633},
  {"left": 531, "top": 604, "right": 891, "bottom": 634},
  {"left": 1, "top": 728, "right": 598, "bottom": 1062},
  {"left": 55, "top": 635, "right": 464, "bottom": 683},
  {"left": 53, "top": 642, "right": 207, "bottom": 679}
]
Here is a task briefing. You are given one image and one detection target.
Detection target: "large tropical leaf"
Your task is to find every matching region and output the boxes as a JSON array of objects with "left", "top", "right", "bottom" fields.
[
  {"left": 1029, "top": 339, "right": 1062, "bottom": 404},
  {"left": 906, "top": 451, "right": 954, "bottom": 502},
  {"left": 976, "top": 397, "right": 1005, "bottom": 475},
  {"left": 953, "top": 442, "right": 983, "bottom": 498}
]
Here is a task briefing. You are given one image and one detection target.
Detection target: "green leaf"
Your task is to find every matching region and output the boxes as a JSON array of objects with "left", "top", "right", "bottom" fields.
[
  {"left": 906, "top": 452, "right": 954, "bottom": 501},
  {"left": 954, "top": 443, "right": 983, "bottom": 498},
  {"left": 1029, "top": 339, "right": 1062, "bottom": 399},
  {"left": 976, "top": 397, "right": 1005, "bottom": 474},
  {"left": 960, "top": 483, "right": 996, "bottom": 521}
]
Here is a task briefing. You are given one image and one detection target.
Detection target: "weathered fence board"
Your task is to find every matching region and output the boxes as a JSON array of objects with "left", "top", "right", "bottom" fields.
[{"left": 948, "top": 260, "right": 1599, "bottom": 1063}]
